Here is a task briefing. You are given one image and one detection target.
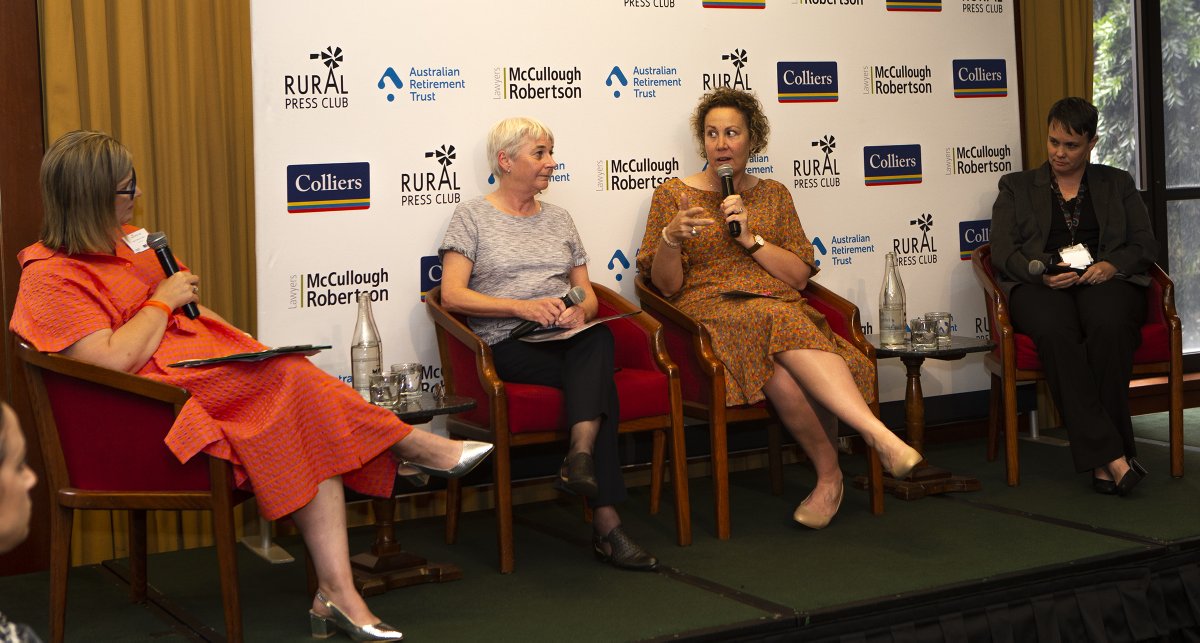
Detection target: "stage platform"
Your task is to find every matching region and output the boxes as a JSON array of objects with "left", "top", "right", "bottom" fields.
[{"left": 2, "top": 411, "right": 1198, "bottom": 642}]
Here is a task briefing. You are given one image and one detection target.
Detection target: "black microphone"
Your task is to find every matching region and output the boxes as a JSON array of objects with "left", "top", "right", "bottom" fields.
[
  {"left": 146, "top": 232, "right": 200, "bottom": 319},
  {"left": 1027, "top": 259, "right": 1046, "bottom": 276},
  {"left": 509, "top": 286, "right": 586, "bottom": 340},
  {"left": 717, "top": 164, "right": 739, "bottom": 237}
]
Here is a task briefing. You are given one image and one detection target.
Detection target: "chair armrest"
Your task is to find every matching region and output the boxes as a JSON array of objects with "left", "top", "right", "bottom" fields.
[
  {"left": 634, "top": 276, "right": 725, "bottom": 378},
  {"left": 1147, "top": 263, "right": 1180, "bottom": 328},
  {"left": 424, "top": 287, "right": 504, "bottom": 401},
  {"left": 801, "top": 280, "right": 875, "bottom": 363},
  {"left": 970, "top": 244, "right": 1014, "bottom": 351},
  {"left": 592, "top": 282, "right": 676, "bottom": 377},
  {"left": 14, "top": 339, "right": 189, "bottom": 407}
]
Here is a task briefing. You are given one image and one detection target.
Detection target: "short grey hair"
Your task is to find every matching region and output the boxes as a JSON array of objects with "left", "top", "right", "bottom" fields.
[{"left": 486, "top": 117, "right": 554, "bottom": 177}]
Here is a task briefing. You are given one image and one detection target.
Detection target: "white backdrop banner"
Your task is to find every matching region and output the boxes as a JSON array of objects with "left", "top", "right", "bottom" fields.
[{"left": 251, "top": 0, "right": 1019, "bottom": 406}]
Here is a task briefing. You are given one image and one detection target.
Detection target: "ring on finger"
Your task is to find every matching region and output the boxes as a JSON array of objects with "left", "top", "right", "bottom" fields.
[
  {"left": 192, "top": 286, "right": 198, "bottom": 293},
  {"left": 690, "top": 227, "right": 699, "bottom": 236}
]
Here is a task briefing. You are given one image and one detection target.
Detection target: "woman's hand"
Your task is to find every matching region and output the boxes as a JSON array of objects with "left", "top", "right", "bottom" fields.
[
  {"left": 151, "top": 271, "right": 200, "bottom": 311},
  {"left": 555, "top": 304, "right": 585, "bottom": 329},
  {"left": 516, "top": 297, "right": 566, "bottom": 328},
  {"left": 720, "top": 194, "right": 752, "bottom": 245},
  {"left": 664, "top": 193, "right": 715, "bottom": 245},
  {"left": 1080, "top": 260, "right": 1118, "bottom": 286},
  {"left": 1041, "top": 268, "right": 1079, "bottom": 290}
]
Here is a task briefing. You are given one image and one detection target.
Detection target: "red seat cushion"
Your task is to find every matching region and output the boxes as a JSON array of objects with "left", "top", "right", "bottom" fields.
[
  {"left": 505, "top": 368, "right": 670, "bottom": 435},
  {"left": 1011, "top": 322, "right": 1170, "bottom": 370}
]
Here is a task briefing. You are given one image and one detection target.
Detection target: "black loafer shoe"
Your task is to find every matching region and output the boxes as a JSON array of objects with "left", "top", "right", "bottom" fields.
[
  {"left": 558, "top": 453, "right": 599, "bottom": 498},
  {"left": 1092, "top": 477, "right": 1118, "bottom": 495},
  {"left": 1116, "top": 458, "right": 1148, "bottom": 497},
  {"left": 593, "top": 525, "right": 658, "bottom": 571}
]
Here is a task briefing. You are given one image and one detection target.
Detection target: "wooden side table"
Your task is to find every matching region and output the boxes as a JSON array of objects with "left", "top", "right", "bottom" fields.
[
  {"left": 350, "top": 392, "right": 478, "bottom": 596},
  {"left": 856, "top": 335, "right": 994, "bottom": 500}
]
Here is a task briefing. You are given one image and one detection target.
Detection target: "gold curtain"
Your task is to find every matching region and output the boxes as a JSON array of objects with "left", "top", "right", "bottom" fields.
[
  {"left": 1017, "top": 0, "right": 1094, "bottom": 168},
  {"left": 39, "top": 0, "right": 256, "bottom": 565}
]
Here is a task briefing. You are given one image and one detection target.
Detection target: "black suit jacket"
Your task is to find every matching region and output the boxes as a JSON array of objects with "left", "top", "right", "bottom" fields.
[{"left": 989, "top": 162, "right": 1156, "bottom": 296}]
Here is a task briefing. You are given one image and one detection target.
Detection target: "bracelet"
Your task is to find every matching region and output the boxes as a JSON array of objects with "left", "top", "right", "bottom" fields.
[
  {"left": 140, "top": 300, "right": 173, "bottom": 317},
  {"left": 660, "top": 226, "right": 681, "bottom": 249}
]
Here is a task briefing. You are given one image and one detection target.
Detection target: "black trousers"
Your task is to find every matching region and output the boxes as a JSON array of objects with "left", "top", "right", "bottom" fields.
[
  {"left": 491, "top": 325, "right": 627, "bottom": 507},
  {"left": 1009, "top": 280, "right": 1147, "bottom": 472}
]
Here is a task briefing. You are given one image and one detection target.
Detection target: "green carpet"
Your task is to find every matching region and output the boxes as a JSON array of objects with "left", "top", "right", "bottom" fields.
[
  {"left": 1, "top": 410, "right": 1197, "bottom": 642},
  {"left": 1131, "top": 406, "right": 1200, "bottom": 447}
]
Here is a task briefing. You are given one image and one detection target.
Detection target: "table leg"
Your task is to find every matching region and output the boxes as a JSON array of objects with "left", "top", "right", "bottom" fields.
[{"left": 349, "top": 495, "right": 463, "bottom": 596}]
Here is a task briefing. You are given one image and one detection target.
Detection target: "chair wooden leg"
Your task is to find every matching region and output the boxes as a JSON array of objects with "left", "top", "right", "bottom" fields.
[
  {"left": 1170, "top": 351, "right": 1184, "bottom": 478},
  {"left": 987, "top": 375, "right": 1000, "bottom": 462},
  {"left": 128, "top": 510, "right": 148, "bottom": 603},
  {"left": 710, "top": 415, "right": 731, "bottom": 540},
  {"left": 649, "top": 429, "right": 665, "bottom": 516},
  {"left": 49, "top": 503, "right": 72, "bottom": 643},
  {"left": 444, "top": 476, "right": 461, "bottom": 544},
  {"left": 867, "top": 447, "right": 884, "bottom": 515},
  {"left": 1003, "top": 378, "right": 1020, "bottom": 486},
  {"left": 668, "top": 415, "right": 692, "bottom": 546},
  {"left": 767, "top": 422, "right": 784, "bottom": 496},
  {"left": 494, "top": 445, "right": 515, "bottom": 574},
  {"left": 210, "top": 460, "right": 243, "bottom": 643}
]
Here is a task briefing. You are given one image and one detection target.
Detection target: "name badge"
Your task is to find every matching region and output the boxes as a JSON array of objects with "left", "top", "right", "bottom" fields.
[
  {"left": 122, "top": 228, "right": 150, "bottom": 253},
  {"left": 1058, "top": 243, "right": 1093, "bottom": 269}
]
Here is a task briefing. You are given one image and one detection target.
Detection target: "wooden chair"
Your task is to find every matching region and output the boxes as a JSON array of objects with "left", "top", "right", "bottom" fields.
[
  {"left": 970, "top": 243, "right": 1184, "bottom": 485},
  {"left": 425, "top": 283, "right": 690, "bottom": 573},
  {"left": 16, "top": 340, "right": 247, "bottom": 643},
  {"left": 634, "top": 275, "right": 885, "bottom": 540}
]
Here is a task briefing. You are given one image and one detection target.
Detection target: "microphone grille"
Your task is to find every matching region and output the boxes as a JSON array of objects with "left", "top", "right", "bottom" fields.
[
  {"left": 566, "top": 286, "right": 587, "bottom": 305},
  {"left": 1028, "top": 259, "right": 1046, "bottom": 276},
  {"left": 716, "top": 164, "right": 734, "bottom": 178},
  {"left": 146, "top": 232, "right": 169, "bottom": 250}
]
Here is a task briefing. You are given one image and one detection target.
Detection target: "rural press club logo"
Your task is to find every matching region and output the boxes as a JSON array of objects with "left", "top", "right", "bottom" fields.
[
  {"left": 793, "top": 135, "right": 842, "bottom": 189},
  {"left": 894, "top": 212, "right": 939, "bottom": 266},
  {"left": 952, "top": 59, "right": 1008, "bottom": 98},
  {"left": 863, "top": 144, "right": 922, "bottom": 186},
  {"left": 493, "top": 65, "right": 583, "bottom": 100},
  {"left": 283, "top": 46, "right": 349, "bottom": 110},
  {"left": 288, "top": 266, "right": 389, "bottom": 309},
  {"left": 286, "top": 162, "right": 370, "bottom": 214},
  {"left": 702, "top": 48, "right": 753, "bottom": 91},
  {"left": 397, "top": 145, "right": 462, "bottom": 207},
  {"left": 962, "top": 0, "right": 1004, "bottom": 14},
  {"left": 777, "top": 62, "right": 838, "bottom": 103}
]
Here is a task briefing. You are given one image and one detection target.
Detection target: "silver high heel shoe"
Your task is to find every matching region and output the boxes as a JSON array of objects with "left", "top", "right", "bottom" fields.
[
  {"left": 404, "top": 440, "right": 493, "bottom": 479},
  {"left": 309, "top": 591, "right": 403, "bottom": 641}
]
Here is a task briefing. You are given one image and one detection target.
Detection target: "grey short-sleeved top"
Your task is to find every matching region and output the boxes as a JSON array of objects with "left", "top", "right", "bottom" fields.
[{"left": 439, "top": 196, "right": 588, "bottom": 345}]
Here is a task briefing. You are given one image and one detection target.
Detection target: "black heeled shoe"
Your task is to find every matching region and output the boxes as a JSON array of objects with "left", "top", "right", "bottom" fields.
[
  {"left": 1091, "top": 476, "right": 1118, "bottom": 495},
  {"left": 309, "top": 591, "right": 403, "bottom": 641},
  {"left": 1115, "top": 458, "right": 1148, "bottom": 497},
  {"left": 593, "top": 525, "right": 658, "bottom": 571},
  {"left": 557, "top": 452, "right": 598, "bottom": 498}
]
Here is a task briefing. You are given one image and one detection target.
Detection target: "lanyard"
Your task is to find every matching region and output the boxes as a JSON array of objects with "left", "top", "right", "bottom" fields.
[{"left": 1050, "top": 174, "right": 1088, "bottom": 246}]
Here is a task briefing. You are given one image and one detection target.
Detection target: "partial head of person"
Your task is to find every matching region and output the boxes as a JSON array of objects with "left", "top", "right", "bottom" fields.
[
  {"left": 0, "top": 403, "right": 38, "bottom": 554},
  {"left": 1045, "top": 97, "right": 1098, "bottom": 178},
  {"left": 690, "top": 87, "right": 770, "bottom": 173},
  {"left": 40, "top": 130, "right": 140, "bottom": 255},
  {"left": 487, "top": 116, "right": 556, "bottom": 193}
]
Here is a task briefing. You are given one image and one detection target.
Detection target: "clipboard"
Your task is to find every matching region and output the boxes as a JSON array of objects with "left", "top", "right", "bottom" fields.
[{"left": 169, "top": 344, "right": 331, "bottom": 368}]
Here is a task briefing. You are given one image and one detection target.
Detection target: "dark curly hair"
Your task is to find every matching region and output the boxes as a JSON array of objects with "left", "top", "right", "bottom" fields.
[{"left": 690, "top": 87, "right": 770, "bottom": 159}]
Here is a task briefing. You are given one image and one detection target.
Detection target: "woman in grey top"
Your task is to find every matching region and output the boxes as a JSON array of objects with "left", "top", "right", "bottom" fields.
[{"left": 438, "top": 117, "right": 657, "bottom": 571}]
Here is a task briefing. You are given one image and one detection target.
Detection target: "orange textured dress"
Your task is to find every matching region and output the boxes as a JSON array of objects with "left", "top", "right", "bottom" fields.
[
  {"left": 638, "top": 178, "right": 875, "bottom": 407},
  {"left": 10, "top": 228, "right": 410, "bottom": 520}
]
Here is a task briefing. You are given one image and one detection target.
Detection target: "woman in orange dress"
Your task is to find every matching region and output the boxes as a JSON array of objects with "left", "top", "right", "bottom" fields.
[
  {"left": 638, "top": 88, "right": 921, "bottom": 529},
  {"left": 11, "top": 131, "right": 492, "bottom": 641}
]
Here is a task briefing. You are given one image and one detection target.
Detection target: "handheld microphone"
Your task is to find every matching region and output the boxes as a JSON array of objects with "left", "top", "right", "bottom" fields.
[
  {"left": 1027, "top": 259, "right": 1046, "bottom": 276},
  {"left": 146, "top": 232, "right": 200, "bottom": 319},
  {"left": 717, "top": 164, "right": 739, "bottom": 237},
  {"left": 509, "top": 286, "right": 587, "bottom": 340}
]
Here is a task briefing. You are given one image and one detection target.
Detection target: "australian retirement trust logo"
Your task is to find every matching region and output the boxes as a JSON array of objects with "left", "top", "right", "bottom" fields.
[
  {"left": 493, "top": 65, "right": 583, "bottom": 100},
  {"left": 952, "top": 59, "right": 1008, "bottom": 98},
  {"left": 289, "top": 267, "right": 389, "bottom": 309},
  {"left": 863, "top": 144, "right": 922, "bottom": 186},
  {"left": 286, "top": 163, "right": 369, "bottom": 214},
  {"left": 283, "top": 46, "right": 349, "bottom": 110},
  {"left": 605, "top": 65, "right": 682, "bottom": 99},
  {"left": 397, "top": 146, "right": 462, "bottom": 207},
  {"left": 703, "top": 48, "right": 753, "bottom": 91},
  {"left": 777, "top": 62, "right": 838, "bottom": 103}
]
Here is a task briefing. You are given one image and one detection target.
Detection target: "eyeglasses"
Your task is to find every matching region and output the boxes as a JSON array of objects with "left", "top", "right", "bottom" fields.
[{"left": 115, "top": 168, "right": 137, "bottom": 198}]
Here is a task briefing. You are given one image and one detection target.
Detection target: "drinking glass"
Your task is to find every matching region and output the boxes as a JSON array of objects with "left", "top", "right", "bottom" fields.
[
  {"left": 924, "top": 312, "right": 953, "bottom": 347},
  {"left": 909, "top": 318, "right": 938, "bottom": 350},
  {"left": 392, "top": 362, "right": 423, "bottom": 399}
]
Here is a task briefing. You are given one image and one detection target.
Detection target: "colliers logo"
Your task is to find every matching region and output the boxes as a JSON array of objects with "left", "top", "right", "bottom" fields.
[
  {"left": 283, "top": 46, "right": 349, "bottom": 110},
  {"left": 703, "top": 48, "right": 753, "bottom": 91},
  {"left": 595, "top": 156, "right": 680, "bottom": 191},
  {"left": 945, "top": 143, "right": 1013, "bottom": 175},
  {"left": 862, "top": 64, "right": 934, "bottom": 95},
  {"left": 703, "top": 0, "right": 765, "bottom": 8},
  {"left": 864, "top": 144, "right": 922, "bottom": 186},
  {"left": 887, "top": 0, "right": 940, "bottom": 11},
  {"left": 289, "top": 267, "right": 389, "bottom": 309},
  {"left": 893, "top": 213, "right": 939, "bottom": 265},
  {"left": 793, "top": 135, "right": 841, "bottom": 189},
  {"left": 952, "top": 59, "right": 1008, "bottom": 98},
  {"left": 777, "top": 62, "right": 838, "bottom": 103},
  {"left": 398, "top": 146, "right": 462, "bottom": 207},
  {"left": 286, "top": 163, "right": 369, "bottom": 214},
  {"left": 605, "top": 65, "right": 682, "bottom": 99},
  {"left": 492, "top": 66, "right": 583, "bottom": 100},
  {"left": 959, "top": 219, "right": 990, "bottom": 260}
]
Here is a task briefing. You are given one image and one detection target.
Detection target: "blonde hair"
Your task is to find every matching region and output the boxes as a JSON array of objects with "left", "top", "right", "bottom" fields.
[
  {"left": 487, "top": 117, "right": 554, "bottom": 177},
  {"left": 40, "top": 131, "right": 133, "bottom": 254}
]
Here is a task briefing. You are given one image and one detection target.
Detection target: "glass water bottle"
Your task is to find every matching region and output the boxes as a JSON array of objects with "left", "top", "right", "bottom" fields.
[
  {"left": 879, "top": 252, "right": 907, "bottom": 349},
  {"left": 350, "top": 293, "right": 382, "bottom": 399}
]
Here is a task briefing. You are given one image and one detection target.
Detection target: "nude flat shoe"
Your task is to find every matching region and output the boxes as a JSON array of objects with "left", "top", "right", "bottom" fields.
[{"left": 792, "top": 483, "right": 843, "bottom": 530}]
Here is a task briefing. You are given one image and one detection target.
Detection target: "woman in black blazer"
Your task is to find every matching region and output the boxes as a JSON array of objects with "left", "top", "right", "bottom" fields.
[{"left": 990, "top": 97, "right": 1157, "bottom": 496}]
